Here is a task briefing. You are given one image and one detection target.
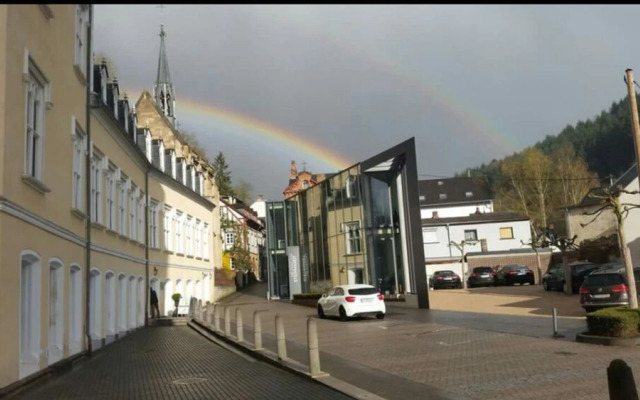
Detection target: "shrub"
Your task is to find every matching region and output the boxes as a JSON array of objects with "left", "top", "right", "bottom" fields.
[
  {"left": 586, "top": 306, "right": 640, "bottom": 338},
  {"left": 171, "top": 293, "right": 182, "bottom": 303},
  {"left": 293, "top": 293, "right": 323, "bottom": 300}
]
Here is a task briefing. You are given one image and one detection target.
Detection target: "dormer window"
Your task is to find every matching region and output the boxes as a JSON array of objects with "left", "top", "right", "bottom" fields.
[
  {"left": 182, "top": 160, "right": 187, "bottom": 184},
  {"left": 465, "top": 191, "right": 473, "bottom": 198},
  {"left": 123, "top": 105, "right": 129, "bottom": 133},
  {"left": 159, "top": 142, "right": 165, "bottom": 172},
  {"left": 100, "top": 67, "right": 107, "bottom": 104},
  {"left": 419, "top": 195, "right": 425, "bottom": 201},
  {"left": 302, "top": 180, "right": 309, "bottom": 190},
  {"left": 439, "top": 193, "right": 447, "bottom": 200},
  {"left": 112, "top": 84, "right": 119, "bottom": 120},
  {"left": 191, "top": 167, "right": 196, "bottom": 191},
  {"left": 171, "top": 152, "right": 176, "bottom": 179},
  {"left": 145, "top": 132, "right": 152, "bottom": 162},
  {"left": 437, "top": 181, "right": 443, "bottom": 186}
]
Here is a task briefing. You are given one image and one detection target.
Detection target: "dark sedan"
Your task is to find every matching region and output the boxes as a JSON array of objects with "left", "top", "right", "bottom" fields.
[
  {"left": 495, "top": 265, "right": 535, "bottom": 286},
  {"left": 467, "top": 266, "right": 496, "bottom": 288},
  {"left": 430, "top": 270, "right": 462, "bottom": 289}
]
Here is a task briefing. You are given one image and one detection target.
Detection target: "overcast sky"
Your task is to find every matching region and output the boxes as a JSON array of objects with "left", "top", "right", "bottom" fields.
[{"left": 93, "top": 5, "right": 640, "bottom": 201}]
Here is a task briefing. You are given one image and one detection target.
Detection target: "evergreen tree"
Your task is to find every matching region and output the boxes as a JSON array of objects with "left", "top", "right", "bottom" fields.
[{"left": 212, "top": 152, "right": 235, "bottom": 196}]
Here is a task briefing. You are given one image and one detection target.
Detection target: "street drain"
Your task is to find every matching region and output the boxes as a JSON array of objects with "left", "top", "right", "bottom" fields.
[
  {"left": 554, "top": 351, "right": 576, "bottom": 356},
  {"left": 171, "top": 377, "right": 208, "bottom": 385}
]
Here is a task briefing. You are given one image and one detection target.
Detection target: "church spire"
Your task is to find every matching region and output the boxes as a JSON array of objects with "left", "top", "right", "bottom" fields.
[{"left": 154, "top": 24, "right": 176, "bottom": 126}]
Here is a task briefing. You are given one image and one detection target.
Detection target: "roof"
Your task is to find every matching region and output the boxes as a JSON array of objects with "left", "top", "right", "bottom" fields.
[
  {"left": 467, "top": 248, "right": 551, "bottom": 257},
  {"left": 422, "top": 211, "right": 529, "bottom": 226},
  {"left": 418, "top": 177, "right": 492, "bottom": 206},
  {"left": 288, "top": 172, "right": 336, "bottom": 186}
]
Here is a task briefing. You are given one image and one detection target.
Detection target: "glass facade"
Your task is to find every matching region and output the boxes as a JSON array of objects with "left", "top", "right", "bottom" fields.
[{"left": 266, "top": 139, "right": 428, "bottom": 307}]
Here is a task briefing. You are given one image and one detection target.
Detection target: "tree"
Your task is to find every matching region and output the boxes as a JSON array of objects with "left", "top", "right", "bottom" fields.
[
  {"left": 212, "top": 152, "right": 235, "bottom": 197},
  {"left": 232, "top": 180, "right": 253, "bottom": 203},
  {"left": 221, "top": 218, "right": 252, "bottom": 273},
  {"left": 550, "top": 143, "right": 599, "bottom": 206},
  {"left": 581, "top": 185, "right": 640, "bottom": 309}
]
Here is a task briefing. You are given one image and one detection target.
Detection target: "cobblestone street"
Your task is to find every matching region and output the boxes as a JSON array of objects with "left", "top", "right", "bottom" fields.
[{"left": 10, "top": 326, "right": 352, "bottom": 400}]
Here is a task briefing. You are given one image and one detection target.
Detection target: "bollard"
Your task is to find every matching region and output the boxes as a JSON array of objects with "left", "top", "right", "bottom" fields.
[
  {"left": 275, "top": 314, "right": 287, "bottom": 361},
  {"left": 307, "top": 317, "right": 322, "bottom": 376},
  {"left": 552, "top": 307, "right": 564, "bottom": 338},
  {"left": 214, "top": 304, "right": 220, "bottom": 332},
  {"left": 224, "top": 307, "right": 231, "bottom": 337},
  {"left": 608, "top": 359, "right": 639, "bottom": 400},
  {"left": 236, "top": 308, "right": 244, "bottom": 342},
  {"left": 254, "top": 311, "right": 263, "bottom": 350}
]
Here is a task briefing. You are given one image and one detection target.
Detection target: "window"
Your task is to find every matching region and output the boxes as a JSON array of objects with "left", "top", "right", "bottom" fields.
[
  {"left": 345, "top": 221, "right": 361, "bottom": 254},
  {"left": 345, "top": 176, "right": 357, "bottom": 199},
  {"left": 419, "top": 195, "right": 425, "bottom": 201},
  {"left": 302, "top": 180, "right": 309, "bottom": 190},
  {"left": 195, "top": 220, "right": 201, "bottom": 258},
  {"left": 72, "top": 122, "right": 85, "bottom": 211},
  {"left": 465, "top": 191, "right": 474, "bottom": 198},
  {"left": 464, "top": 230, "right": 478, "bottom": 242},
  {"left": 138, "top": 192, "right": 145, "bottom": 243},
  {"left": 186, "top": 216, "right": 193, "bottom": 256},
  {"left": 423, "top": 228, "right": 438, "bottom": 244},
  {"left": 129, "top": 185, "right": 137, "bottom": 239},
  {"left": 106, "top": 165, "right": 116, "bottom": 230},
  {"left": 24, "top": 58, "right": 48, "bottom": 181},
  {"left": 175, "top": 211, "right": 183, "bottom": 253},
  {"left": 225, "top": 232, "right": 235, "bottom": 246},
  {"left": 149, "top": 200, "right": 159, "bottom": 248},
  {"left": 203, "top": 223, "right": 209, "bottom": 260},
  {"left": 164, "top": 206, "right": 172, "bottom": 251},
  {"left": 438, "top": 193, "right": 447, "bottom": 200},
  {"left": 118, "top": 176, "right": 127, "bottom": 236},
  {"left": 499, "top": 227, "right": 514, "bottom": 239},
  {"left": 90, "top": 149, "right": 103, "bottom": 223},
  {"left": 74, "top": 5, "right": 90, "bottom": 72}
]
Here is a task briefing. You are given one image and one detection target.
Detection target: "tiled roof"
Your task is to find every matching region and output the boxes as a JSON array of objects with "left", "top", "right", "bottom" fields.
[
  {"left": 419, "top": 177, "right": 492, "bottom": 206},
  {"left": 422, "top": 211, "right": 529, "bottom": 226}
]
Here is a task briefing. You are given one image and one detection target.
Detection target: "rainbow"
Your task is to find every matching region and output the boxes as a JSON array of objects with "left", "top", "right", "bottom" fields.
[{"left": 124, "top": 86, "right": 353, "bottom": 171}]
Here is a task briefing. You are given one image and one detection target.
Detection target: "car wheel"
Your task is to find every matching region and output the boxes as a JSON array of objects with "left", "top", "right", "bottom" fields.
[
  {"left": 376, "top": 313, "right": 385, "bottom": 320},
  {"left": 339, "top": 306, "right": 348, "bottom": 321},
  {"left": 317, "top": 305, "right": 325, "bottom": 319},
  {"left": 543, "top": 280, "right": 549, "bottom": 291}
]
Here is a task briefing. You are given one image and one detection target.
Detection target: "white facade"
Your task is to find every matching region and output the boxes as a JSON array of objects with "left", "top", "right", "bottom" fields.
[
  {"left": 622, "top": 176, "right": 640, "bottom": 267},
  {"left": 420, "top": 202, "right": 493, "bottom": 219},
  {"left": 423, "top": 219, "right": 532, "bottom": 259}
]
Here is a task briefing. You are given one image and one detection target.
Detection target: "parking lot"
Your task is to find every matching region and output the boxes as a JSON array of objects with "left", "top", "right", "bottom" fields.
[{"left": 428, "top": 283, "right": 585, "bottom": 318}]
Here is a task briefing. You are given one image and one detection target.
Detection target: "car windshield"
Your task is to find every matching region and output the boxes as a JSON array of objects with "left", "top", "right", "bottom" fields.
[
  {"left": 474, "top": 267, "right": 493, "bottom": 273},
  {"left": 582, "top": 274, "right": 624, "bottom": 287},
  {"left": 348, "top": 287, "right": 378, "bottom": 295}
]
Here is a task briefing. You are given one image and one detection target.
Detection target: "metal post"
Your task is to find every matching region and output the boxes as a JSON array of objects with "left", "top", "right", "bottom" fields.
[
  {"left": 224, "top": 307, "right": 231, "bottom": 337},
  {"left": 608, "top": 359, "right": 639, "bottom": 400},
  {"left": 275, "top": 314, "right": 287, "bottom": 361},
  {"left": 236, "top": 308, "right": 243, "bottom": 342},
  {"left": 307, "top": 317, "right": 322, "bottom": 376},
  {"left": 254, "top": 311, "right": 263, "bottom": 350},
  {"left": 552, "top": 307, "right": 564, "bottom": 338}
]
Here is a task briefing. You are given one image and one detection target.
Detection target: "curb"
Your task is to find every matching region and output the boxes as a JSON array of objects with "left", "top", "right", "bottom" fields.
[
  {"left": 188, "top": 318, "right": 387, "bottom": 400},
  {"left": 576, "top": 332, "right": 640, "bottom": 347}
]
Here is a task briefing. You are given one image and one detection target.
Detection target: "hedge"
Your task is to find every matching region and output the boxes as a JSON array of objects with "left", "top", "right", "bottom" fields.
[
  {"left": 292, "top": 293, "right": 323, "bottom": 300},
  {"left": 586, "top": 306, "right": 640, "bottom": 338}
]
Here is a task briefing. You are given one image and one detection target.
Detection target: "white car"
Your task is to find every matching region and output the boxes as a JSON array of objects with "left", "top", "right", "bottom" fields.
[{"left": 317, "top": 284, "right": 386, "bottom": 320}]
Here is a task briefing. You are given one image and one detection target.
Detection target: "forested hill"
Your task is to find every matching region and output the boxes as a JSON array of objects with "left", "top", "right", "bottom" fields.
[{"left": 463, "top": 94, "right": 639, "bottom": 188}]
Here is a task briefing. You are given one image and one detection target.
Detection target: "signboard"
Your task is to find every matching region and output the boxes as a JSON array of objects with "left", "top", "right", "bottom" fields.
[{"left": 287, "top": 246, "right": 302, "bottom": 300}]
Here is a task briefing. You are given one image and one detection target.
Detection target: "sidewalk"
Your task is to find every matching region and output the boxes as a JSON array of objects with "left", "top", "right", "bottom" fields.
[
  {"left": 9, "top": 326, "right": 353, "bottom": 400},
  {"left": 216, "top": 283, "right": 640, "bottom": 400}
]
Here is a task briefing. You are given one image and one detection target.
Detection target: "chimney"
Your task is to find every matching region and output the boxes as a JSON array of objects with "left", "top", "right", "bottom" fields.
[
  {"left": 257, "top": 194, "right": 264, "bottom": 202},
  {"left": 290, "top": 160, "right": 297, "bottom": 179},
  {"left": 432, "top": 211, "right": 439, "bottom": 219},
  {"left": 475, "top": 207, "right": 481, "bottom": 214}
]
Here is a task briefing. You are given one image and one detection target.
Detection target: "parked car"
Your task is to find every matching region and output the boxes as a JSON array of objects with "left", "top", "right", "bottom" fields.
[
  {"left": 579, "top": 266, "right": 640, "bottom": 313},
  {"left": 429, "top": 270, "right": 462, "bottom": 289},
  {"left": 494, "top": 265, "right": 535, "bottom": 286},
  {"left": 542, "top": 262, "right": 600, "bottom": 293},
  {"left": 467, "top": 266, "right": 496, "bottom": 288},
  {"left": 317, "top": 284, "right": 385, "bottom": 321}
]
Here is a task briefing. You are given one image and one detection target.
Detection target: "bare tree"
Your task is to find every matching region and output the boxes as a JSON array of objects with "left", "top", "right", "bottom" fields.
[
  {"left": 450, "top": 239, "right": 478, "bottom": 289},
  {"left": 581, "top": 185, "right": 640, "bottom": 309}
]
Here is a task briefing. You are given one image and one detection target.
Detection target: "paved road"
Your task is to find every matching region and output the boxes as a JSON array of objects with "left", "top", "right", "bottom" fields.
[
  {"left": 10, "top": 326, "right": 352, "bottom": 400},
  {"left": 215, "top": 282, "right": 640, "bottom": 400}
]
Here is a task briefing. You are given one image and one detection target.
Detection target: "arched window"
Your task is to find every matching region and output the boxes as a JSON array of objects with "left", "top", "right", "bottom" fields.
[
  {"left": 20, "top": 250, "right": 41, "bottom": 378},
  {"left": 69, "top": 264, "right": 83, "bottom": 354},
  {"left": 48, "top": 259, "right": 64, "bottom": 365}
]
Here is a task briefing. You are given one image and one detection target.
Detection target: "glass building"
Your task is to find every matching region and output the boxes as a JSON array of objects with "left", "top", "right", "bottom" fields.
[{"left": 265, "top": 138, "right": 428, "bottom": 308}]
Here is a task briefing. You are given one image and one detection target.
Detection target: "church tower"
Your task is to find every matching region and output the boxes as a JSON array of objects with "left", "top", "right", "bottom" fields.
[{"left": 154, "top": 24, "right": 176, "bottom": 126}]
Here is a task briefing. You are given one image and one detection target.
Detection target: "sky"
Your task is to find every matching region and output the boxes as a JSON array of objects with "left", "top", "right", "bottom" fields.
[{"left": 93, "top": 5, "right": 640, "bottom": 201}]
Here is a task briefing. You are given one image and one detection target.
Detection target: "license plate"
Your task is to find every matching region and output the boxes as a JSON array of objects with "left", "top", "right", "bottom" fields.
[
  {"left": 444, "top": 277, "right": 452, "bottom": 280},
  {"left": 518, "top": 272, "right": 525, "bottom": 275},
  {"left": 481, "top": 274, "right": 489, "bottom": 278},
  {"left": 592, "top": 294, "right": 610, "bottom": 299},
  {"left": 361, "top": 298, "right": 373, "bottom": 303}
]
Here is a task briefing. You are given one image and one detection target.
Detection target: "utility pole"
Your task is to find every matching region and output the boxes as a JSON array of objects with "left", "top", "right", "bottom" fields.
[
  {"left": 451, "top": 240, "right": 477, "bottom": 289},
  {"left": 625, "top": 68, "right": 640, "bottom": 309}
]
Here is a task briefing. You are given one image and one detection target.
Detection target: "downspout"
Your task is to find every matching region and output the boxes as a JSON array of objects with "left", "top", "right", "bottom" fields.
[
  {"left": 144, "top": 168, "right": 149, "bottom": 326},
  {"left": 84, "top": 4, "right": 93, "bottom": 356},
  {"left": 446, "top": 223, "right": 452, "bottom": 258}
]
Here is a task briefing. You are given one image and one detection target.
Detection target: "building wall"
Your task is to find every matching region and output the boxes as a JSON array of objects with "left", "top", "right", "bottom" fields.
[
  {"left": 566, "top": 204, "right": 616, "bottom": 245},
  {"left": 622, "top": 176, "right": 640, "bottom": 268},
  {"left": 420, "top": 202, "right": 493, "bottom": 219},
  {"left": 423, "top": 220, "right": 531, "bottom": 259}
]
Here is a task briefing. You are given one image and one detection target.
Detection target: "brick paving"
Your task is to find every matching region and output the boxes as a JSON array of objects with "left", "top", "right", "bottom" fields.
[
  {"left": 215, "top": 283, "right": 640, "bottom": 400},
  {"left": 11, "top": 326, "right": 352, "bottom": 400}
]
